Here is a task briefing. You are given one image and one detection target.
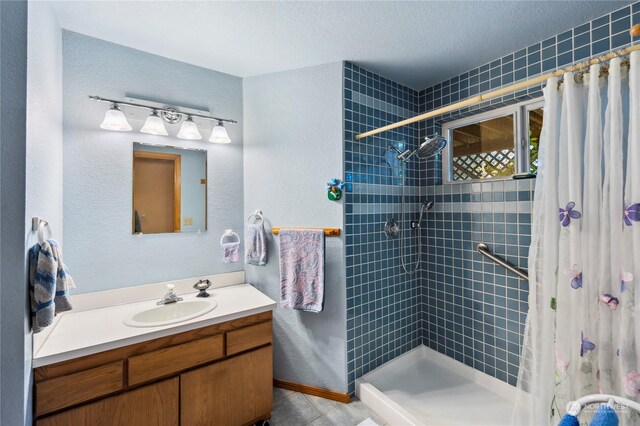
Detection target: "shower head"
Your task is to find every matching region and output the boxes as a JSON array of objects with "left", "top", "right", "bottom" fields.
[
  {"left": 417, "top": 200, "right": 435, "bottom": 224},
  {"left": 416, "top": 134, "right": 447, "bottom": 159}
]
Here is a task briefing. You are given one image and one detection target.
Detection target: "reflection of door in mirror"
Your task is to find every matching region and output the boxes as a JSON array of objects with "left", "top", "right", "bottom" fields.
[{"left": 133, "top": 152, "right": 181, "bottom": 234}]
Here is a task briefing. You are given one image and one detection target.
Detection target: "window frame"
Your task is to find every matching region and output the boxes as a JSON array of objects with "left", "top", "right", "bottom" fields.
[{"left": 441, "top": 97, "right": 543, "bottom": 183}]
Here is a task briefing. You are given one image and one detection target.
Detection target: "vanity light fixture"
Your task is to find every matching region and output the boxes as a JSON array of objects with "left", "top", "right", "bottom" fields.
[
  {"left": 140, "top": 109, "right": 169, "bottom": 136},
  {"left": 90, "top": 95, "right": 236, "bottom": 142},
  {"left": 177, "top": 115, "right": 202, "bottom": 140},
  {"left": 100, "top": 103, "right": 132, "bottom": 131},
  {"left": 209, "top": 121, "right": 231, "bottom": 144}
]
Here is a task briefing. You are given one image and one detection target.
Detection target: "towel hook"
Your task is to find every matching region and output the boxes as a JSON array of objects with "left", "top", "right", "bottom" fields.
[
  {"left": 220, "top": 229, "right": 240, "bottom": 246},
  {"left": 246, "top": 209, "right": 264, "bottom": 225},
  {"left": 32, "top": 217, "right": 49, "bottom": 245}
]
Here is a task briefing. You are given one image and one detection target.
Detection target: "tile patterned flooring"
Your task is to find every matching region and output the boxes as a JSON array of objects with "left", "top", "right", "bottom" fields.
[{"left": 270, "top": 387, "right": 387, "bottom": 426}]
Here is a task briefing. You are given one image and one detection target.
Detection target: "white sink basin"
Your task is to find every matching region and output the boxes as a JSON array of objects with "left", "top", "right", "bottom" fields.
[{"left": 123, "top": 300, "right": 217, "bottom": 328}]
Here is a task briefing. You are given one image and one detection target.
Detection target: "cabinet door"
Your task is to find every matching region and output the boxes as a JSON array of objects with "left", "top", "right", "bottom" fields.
[
  {"left": 37, "top": 377, "right": 178, "bottom": 426},
  {"left": 181, "top": 345, "right": 272, "bottom": 426}
]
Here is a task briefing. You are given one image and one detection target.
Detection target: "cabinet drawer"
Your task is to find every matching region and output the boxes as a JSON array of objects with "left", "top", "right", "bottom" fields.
[
  {"left": 37, "top": 377, "right": 179, "bottom": 426},
  {"left": 36, "top": 361, "right": 123, "bottom": 416},
  {"left": 128, "top": 334, "right": 223, "bottom": 386},
  {"left": 226, "top": 320, "right": 272, "bottom": 356}
]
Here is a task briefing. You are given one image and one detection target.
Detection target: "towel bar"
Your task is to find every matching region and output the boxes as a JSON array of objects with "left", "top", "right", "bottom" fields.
[{"left": 272, "top": 227, "right": 340, "bottom": 236}]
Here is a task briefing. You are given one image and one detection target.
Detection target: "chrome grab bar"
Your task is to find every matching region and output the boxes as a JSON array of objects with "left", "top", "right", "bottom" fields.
[{"left": 476, "top": 243, "right": 529, "bottom": 281}]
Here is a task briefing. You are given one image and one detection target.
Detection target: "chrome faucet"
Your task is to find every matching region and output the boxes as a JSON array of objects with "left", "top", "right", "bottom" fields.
[{"left": 157, "top": 284, "right": 183, "bottom": 305}]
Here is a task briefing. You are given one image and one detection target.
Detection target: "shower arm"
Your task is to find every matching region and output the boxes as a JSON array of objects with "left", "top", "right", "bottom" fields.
[{"left": 476, "top": 243, "right": 528, "bottom": 281}]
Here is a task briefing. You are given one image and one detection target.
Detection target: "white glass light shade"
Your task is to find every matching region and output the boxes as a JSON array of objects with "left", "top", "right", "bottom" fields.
[
  {"left": 100, "top": 105, "right": 132, "bottom": 131},
  {"left": 177, "top": 116, "right": 202, "bottom": 140},
  {"left": 140, "top": 111, "right": 168, "bottom": 136},
  {"left": 209, "top": 122, "right": 231, "bottom": 144}
]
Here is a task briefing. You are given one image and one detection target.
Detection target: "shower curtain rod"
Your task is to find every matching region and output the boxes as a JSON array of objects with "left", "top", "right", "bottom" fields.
[{"left": 355, "top": 36, "right": 640, "bottom": 140}]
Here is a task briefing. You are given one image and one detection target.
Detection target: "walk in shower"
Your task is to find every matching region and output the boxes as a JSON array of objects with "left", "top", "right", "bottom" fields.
[{"left": 344, "top": 60, "right": 531, "bottom": 425}]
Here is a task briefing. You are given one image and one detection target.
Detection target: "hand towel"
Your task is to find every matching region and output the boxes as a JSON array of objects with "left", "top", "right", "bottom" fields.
[
  {"left": 279, "top": 229, "right": 325, "bottom": 312},
  {"left": 589, "top": 405, "right": 619, "bottom": 426},
  {"left": 29, "top": 240, "right": 75, "bottom": 333},
  {"left": 558, "top": 413, "right": 580, "bottom": 426},
  {"left": 222, "top": 241, "right": 240, "bottom": 263},
  {"left": 246, "top": 223, "right": 267, "bottom": 266}
]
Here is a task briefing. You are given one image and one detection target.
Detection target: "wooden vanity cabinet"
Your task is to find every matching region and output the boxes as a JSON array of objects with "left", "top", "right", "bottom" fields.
[
  {"left": 34, "top": 311, "right": 273, "bottom": 426},
  {"left": 181, "top": 346, "right": 272, "bottom": 425}
]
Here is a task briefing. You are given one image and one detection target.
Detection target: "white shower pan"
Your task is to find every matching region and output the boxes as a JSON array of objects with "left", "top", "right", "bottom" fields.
[{"left": 356, "top": 345, "right": 524, "bottom": 425}]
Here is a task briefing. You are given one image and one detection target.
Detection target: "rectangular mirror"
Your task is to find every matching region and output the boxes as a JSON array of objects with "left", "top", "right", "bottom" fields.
[{"left": 133, "top": 143, "right": 207, "bottom": 234}]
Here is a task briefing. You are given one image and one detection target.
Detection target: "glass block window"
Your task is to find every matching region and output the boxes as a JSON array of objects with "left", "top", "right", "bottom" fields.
[{"left": 443, "top": 98, "right": 543, "bottom": 182}]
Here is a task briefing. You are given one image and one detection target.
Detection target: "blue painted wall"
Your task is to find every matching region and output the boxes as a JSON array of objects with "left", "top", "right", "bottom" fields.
[
  {"left": 0, "top": 1, "right": 29, "bottom": 424},
  {"left": 62, "top": 31, "right": 244, "bottom": 294},
  {"left": 244, "top": 63, "right": 347, "bottom": 393}
]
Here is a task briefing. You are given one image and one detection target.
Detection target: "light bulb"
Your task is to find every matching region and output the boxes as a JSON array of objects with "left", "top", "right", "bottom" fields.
[
  {"left": 140, "top": 110, "right": 168, "bottom": 136},
  {"left": 177, "top": 115, "right": 202, "bottom": 140},
  {"left": 209, "top": 121, "right": 231, "bottom": 143},
  {"left": 100, "top": 104, "right": 132, "bottom": 131}
]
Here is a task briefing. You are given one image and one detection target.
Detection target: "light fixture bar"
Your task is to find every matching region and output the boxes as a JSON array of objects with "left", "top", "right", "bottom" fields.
[{"left": 88, "top": 95, "right": 237, "bottom": 124}]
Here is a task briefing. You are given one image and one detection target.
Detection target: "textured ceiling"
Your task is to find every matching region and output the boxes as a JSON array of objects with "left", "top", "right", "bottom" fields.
[{"left": 51, "top": 1, "right": 631, "bottom": 89}]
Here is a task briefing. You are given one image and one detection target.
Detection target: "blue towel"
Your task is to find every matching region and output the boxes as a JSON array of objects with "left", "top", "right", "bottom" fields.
[
  {"left": 29, "top": 240, "right": 75, "bottom": 333},
  {"left": 589, "top": 405, "right": 618, "bottom": 426},
  {"left": 279, "top": 229, "right": 325, "bottom": 312},
  {"left": 558, "top": 413, "right": 580, "bottom": 426}
]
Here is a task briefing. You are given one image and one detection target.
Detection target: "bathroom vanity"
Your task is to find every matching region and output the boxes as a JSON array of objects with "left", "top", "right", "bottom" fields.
[{"left": 32, "top": 281, "right": 276, "bottom": 426}]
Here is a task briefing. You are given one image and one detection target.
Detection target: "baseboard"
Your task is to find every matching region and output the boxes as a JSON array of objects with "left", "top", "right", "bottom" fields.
[{"left": 273, "top": 379, "right": 350, "bottom": 403}]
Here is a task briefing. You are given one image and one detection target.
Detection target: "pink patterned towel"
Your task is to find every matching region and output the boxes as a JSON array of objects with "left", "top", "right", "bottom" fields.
[{"left": 279, "top": 229, "right": 325, "bottom": 312}]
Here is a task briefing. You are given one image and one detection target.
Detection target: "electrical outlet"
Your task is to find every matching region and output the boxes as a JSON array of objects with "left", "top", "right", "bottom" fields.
[
  {"left": 184, "top": 217, "right": 193, "bottom": 226},
  {"left": 140, "top": 213, "right": 147, "bottom": 222}
]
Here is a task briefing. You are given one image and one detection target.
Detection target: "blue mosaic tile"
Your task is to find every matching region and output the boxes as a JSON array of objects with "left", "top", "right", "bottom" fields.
[{"left": 345, "top": 2, "right": 636, "bottom": 395}]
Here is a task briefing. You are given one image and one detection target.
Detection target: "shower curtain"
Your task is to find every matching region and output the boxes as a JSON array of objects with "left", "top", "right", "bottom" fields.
[{"left": 516, "top": 52, "right": 640, "bottom": 425}]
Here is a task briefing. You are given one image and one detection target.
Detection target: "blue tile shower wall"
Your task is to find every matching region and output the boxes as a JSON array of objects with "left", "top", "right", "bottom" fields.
[
  {"left": 417, "top": 2, "right": 638, "bottom": 386},
  {"left": 344, "top": 62, "right": 424, "bottom": 395}
]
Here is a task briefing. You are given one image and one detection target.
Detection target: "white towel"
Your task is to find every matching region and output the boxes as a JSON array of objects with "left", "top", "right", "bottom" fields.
[{"left": 246, "top": 223, "right": 267, "bottom": 266}]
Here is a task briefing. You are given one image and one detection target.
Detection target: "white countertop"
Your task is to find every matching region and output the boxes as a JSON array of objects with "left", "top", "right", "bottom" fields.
[{"left": 33, "top": 283, "right": 276, "bottom": 368}]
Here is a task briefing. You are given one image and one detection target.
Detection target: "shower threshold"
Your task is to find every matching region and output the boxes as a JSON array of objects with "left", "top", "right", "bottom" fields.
[{"left": 356, "top": 345, "right": 523, "bottom": 425}]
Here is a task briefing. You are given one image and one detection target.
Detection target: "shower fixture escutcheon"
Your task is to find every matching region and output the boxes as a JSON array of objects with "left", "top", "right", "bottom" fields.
[{"left": 385, "top": 218, "right": 400, "bottom": 239}]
